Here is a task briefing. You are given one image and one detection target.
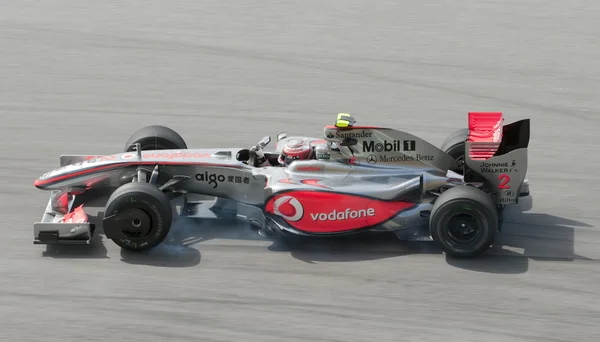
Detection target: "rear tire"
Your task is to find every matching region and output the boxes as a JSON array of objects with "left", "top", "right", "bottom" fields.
[
  {"left": 429, "top": 186, "right": 498, "bottom": 258},
  {"left": 124, "top": 125, "right": 187, "bottom": 152},
  {"left": 102, "top": 182, "right": 173, "bottom": 251},
  {"left": 440, "top": 128, "right": 468, "bottom": 174}
]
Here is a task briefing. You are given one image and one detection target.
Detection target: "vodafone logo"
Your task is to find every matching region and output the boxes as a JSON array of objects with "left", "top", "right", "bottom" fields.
[
  {"left": 273, "top": 196, "right": 304, "bottom": 222},
  {"left": 310, "top": 208, "right": 375, "bottom": 221},
  {"left": 266, "top": 190, "right": 415, "bottom": 234},
  {"left": 272, "top": 196, "right": 376, "bottom": 222}
]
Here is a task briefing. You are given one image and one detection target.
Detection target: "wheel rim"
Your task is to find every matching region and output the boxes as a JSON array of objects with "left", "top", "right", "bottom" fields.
[
  {"left": 451, "top": 155, "right": 464, "bottom": 174},
  {"left": 446, "top": 212, "right": 482, "bottom": 245},
  {"left": 120, "top": 208, "right": 153, "bottom": 239}
]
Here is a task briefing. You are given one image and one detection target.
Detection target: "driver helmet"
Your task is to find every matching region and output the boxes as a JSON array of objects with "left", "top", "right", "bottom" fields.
[{"left": 278, "top": 139, "right": 314, "bottom": 166}]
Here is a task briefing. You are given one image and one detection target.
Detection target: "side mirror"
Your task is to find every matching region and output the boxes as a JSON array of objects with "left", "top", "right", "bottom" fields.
[
  {"left": 276, "top": 132, "right": 287, "bottom": 141},
  {"left": 235, "top": 149, "right": 250, "bottom": 162},
  {"left": 258, "top": 136, "right": 271, "bottom": 148}
]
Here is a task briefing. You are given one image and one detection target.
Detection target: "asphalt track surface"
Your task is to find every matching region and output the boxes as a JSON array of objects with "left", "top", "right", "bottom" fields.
[{"left": 1, "top": 1, "right": 600, "bottom": 341}]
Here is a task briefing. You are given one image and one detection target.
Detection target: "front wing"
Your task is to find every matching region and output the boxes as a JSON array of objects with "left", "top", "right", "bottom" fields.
[{"left": 34, "top": 191, "right": 95, "bottom": 244}]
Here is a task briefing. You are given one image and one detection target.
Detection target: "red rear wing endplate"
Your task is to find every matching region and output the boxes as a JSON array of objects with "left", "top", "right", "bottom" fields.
[{"left": 467, "top": 112, "right": 503, "bottom": 160}]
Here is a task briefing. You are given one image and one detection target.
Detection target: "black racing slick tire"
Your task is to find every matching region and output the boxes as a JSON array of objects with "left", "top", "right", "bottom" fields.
[
  {"left": 429, "top": 186, "right": 498, "bottom": 258},
  {"left": 440, "top": 128, "right": 469, "bottom": 175},
  {"left": 124, "top": 125, "right": 188, "bottom": 152},
  {"left": 102, "top": 182, "right": 172, "bottom": 252}
]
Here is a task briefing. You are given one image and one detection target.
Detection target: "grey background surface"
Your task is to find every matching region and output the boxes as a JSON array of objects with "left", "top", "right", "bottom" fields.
[{"left": 1, "top": 1, "right": 599, "bottom": 341}]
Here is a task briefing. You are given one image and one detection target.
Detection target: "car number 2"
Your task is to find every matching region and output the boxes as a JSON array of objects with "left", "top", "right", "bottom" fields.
[{"left": 498, "top": 173, "right": 511, "bottom": 189}]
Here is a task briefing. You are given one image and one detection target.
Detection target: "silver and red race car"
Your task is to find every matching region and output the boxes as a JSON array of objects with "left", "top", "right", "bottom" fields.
[{"left": 33, "top": 112, "right": 530, "bottom": 258}]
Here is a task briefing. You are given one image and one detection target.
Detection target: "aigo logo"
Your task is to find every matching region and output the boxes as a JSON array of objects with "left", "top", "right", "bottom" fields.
[{"left": 273, "top": 196, "right": 304, "bottom": 221}]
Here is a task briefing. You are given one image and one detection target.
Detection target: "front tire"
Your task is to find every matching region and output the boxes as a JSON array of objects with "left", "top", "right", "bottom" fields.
[
  {"left": 102, "top": 182, "right": 173, "bottom": 251},
  {"left": 429, "top": 186, "right": 498, "bottom": 258},
  {"left": 124, "top": 125, "right": 187, "bottom": 152}
]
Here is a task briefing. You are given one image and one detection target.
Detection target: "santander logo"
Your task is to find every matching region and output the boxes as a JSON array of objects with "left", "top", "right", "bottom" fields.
[{"left": 266, "top": 191, "right": 415, "bottom": 233}]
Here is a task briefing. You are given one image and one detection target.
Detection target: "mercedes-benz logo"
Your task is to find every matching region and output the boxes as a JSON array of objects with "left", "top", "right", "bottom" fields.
[{"left": 367, "top": 154, "right": 377, "bottom": 164}]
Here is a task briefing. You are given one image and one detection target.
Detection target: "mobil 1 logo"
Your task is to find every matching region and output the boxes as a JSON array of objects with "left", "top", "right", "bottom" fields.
[{"left": 363, "top": 139, "right": 416, "bottom": 153}]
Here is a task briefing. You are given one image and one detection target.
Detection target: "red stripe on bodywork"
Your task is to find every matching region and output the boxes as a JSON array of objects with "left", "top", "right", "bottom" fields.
[
  {"left": 300, "top": 179, "right": 330, "bottom": 188},
  {"left": 265, "top": 190, "right": 415, "bottom": 233},
  {"left": 34, "top": 161, "right": 245, "bottom": 188},
  {"left": 34, "top": 163, "right": 129, "bottom": 187}
]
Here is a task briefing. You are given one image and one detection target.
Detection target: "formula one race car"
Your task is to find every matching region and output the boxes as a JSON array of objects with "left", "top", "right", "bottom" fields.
[{"left": 33, "top": 112, "right": 530, "bottom": 258}]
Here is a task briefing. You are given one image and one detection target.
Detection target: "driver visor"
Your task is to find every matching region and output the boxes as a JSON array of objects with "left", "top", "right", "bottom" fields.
[{"left": 283, "top": 155, "right": 301, "bottom": 166}]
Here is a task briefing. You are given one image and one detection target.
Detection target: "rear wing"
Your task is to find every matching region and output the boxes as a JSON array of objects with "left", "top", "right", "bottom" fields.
[{"left": 463, "top": 112, "right": 530, "bottom": 205}]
